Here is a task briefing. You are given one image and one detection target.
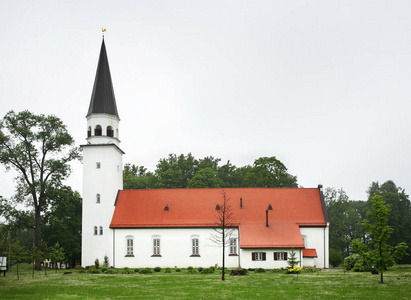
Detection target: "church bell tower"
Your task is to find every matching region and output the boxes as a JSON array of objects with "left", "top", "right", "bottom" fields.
[{"left": 81, "top": 38, "right": 124, "bottom": 266}]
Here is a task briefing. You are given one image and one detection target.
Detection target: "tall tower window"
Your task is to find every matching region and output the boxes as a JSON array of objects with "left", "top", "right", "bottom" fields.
[
  {"left": 99, "top": 226, "right": 103, "bottom": 235},
  {"left": 106, "top": 126, "right": 114, "bottom": 137},
  {"left": 94, "top": 226, "right": 98, "bottom": 235},
  {"left": 95, "top": 125, "right": 102, "bottom": 136},
  {"left": 96, "top": 193, "right": 101, "bottom": 203},
  {"left": 87, "top": 126, "right": 91, "bottom": 137}
]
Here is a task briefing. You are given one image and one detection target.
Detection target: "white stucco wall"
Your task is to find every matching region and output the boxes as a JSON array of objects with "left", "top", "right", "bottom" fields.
[
  {"left": 112, "top": 228, "right": 240, "bottom": 268},
  {"left": 82, "top": 144, "right": 123, "bottom": 267},
  {"left": 239, "top": 248, "right": 303, "bottom": 269},
  {"left": 299, "top": 226, "right": 329, "bottom": 268}
]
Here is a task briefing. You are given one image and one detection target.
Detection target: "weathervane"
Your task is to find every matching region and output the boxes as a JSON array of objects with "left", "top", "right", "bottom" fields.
[{"left": 102, "top": 28, "right": 106, "bottom": 38}]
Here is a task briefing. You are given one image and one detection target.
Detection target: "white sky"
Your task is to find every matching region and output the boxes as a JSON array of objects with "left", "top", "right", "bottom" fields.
[{"left": 1, "top": 0, "right": 410, "bottom": 201}]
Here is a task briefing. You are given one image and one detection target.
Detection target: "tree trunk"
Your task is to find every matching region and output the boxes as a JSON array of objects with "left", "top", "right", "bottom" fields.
[
  {"left": 222, "top": 227, "right": 225, "bottom": 281},
  {"left": 34, "top": 208, "right": 42, "bottom": 270},
  {"left": 380, "top": 272, "right": 384, "bottom": 284}
]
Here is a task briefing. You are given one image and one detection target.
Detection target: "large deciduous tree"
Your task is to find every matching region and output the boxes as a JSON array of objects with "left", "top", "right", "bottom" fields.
[
  {"left": 244, "top": 156, "right": 298, "bottom": 188},
  {"left": 0, "top": 110, "right": 80, "bottom": 269}
]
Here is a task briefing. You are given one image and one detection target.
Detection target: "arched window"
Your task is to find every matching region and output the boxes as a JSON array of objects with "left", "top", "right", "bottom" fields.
[
  {"left": 153, "top": 237, "right": 161, "bottom": 256},
  {"left": 191, "top": 236, "right": 199, "bottom": 256},
  {"left": 106, "top": 126, "right": 113, "bottom": 137},
  {"left": 95, "top": 125, "right": 102, "bottom": 136},
  {"left": 96, "top": 193, "right": 100, "bottom": 203},
  {"left": 126, "top": 236, "right": 134, "bottom": 256},
  {"left": 87, "top": 126, "right": 91, "bottom": 137}
]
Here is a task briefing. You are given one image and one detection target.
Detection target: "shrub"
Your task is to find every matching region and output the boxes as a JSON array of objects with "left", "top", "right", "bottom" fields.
[
  {"left": 208, "top": 266, "right": 216, "bottom": 273},
  {"left": 200, "top": 267, "right": 215, "bottom": 274},
  {"left": 101, "top": 267, "right": 108, "bottom": 273},
  {"left": 121, "top": 267, "right": 133, "bottom": 274},
  {"left": 187, "top": 266, "right": 198, "bottom": 274},
  {"left": 103, "top": 255, "right": 109, "bottom": 268},
  {"left": 270, "top": 268, "right": 285, "bottom": 273},
  {"left": 175, "top": 268, "right": 181, "bottom": 272},
  {"left": 248, "top": 268, "right": 255, "bottom": 272},
  {"left": 94, "top": 259, "right": 100, "bottom": 269},
  {"left": 139, "top": 268, "right": 153, "bottom": 274},
  {"left": 105, "top": 269, "right": 118, "bottom": 274},
  {"left": 134, "top": 269, "right": 140, "bottom": 273},
  {"left": 89, "top": 268, "right": 101, "bottom": 274},
  {"left": 74, "top": 265, "right": 84, "bottom": 270},
  {"left": 255, "top": 268, "right": 266, "bottom": 273},
  {"left": 344, "top": 254, "right": 370, "bottom": 272},
  {"left": 287, "top": 265, "right": 303, "bottom": 274},
  {"left": 198, "top": 267, "right": 203, "bottom": 272},
  {"left": 154, "top": 266, "right": 161, "bottom": 272},
  {"left": 302, "top": 267, "right": 319, "bottom": 273},
  {"left": 165, "top": 268, "right": 172, "bottom": 273},
  {"left": 89, "top": 265, "right": 96, "bottom": 271}
]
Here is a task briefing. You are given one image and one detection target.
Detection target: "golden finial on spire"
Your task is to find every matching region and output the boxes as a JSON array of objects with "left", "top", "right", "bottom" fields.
[{"left": 102, "top": 28, "right": 106, "bottom": 38}]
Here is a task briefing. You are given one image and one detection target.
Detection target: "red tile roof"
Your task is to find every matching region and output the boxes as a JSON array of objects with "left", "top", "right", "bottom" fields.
[
  {"left": 303, "top": 248, "right": 318, "bottom": 257},
  {"left": 110, "top": 188, "right": 327, "bottom": 248}
]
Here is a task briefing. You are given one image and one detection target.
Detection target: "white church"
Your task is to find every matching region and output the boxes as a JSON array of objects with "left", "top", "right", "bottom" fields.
[{"left": 81, "top": 39, "right": 330, "bottom": 269}]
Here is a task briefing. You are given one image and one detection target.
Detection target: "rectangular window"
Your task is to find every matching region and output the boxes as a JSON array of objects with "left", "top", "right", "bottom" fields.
[
  {"left": 153, "top": 238, "right": 160, "bottom": 256},
  {"left": 192, "top": 238, "right": 199, "bottom": 256},
  {"left": 99, "top": 226, "right": 103, "bottom": 235},
  {"left": 252, "top": 252, "right": 266, "bottom": 261},
  {"left": 229, "top": 238, "right": 237, "bottom": 255},
  {"left": 127, "top": 239, "right": 133, "bottom": 256},
  {"left": 274, "top": 252, "right": 288, "bottom": 261},
  {"left": 94, "top": 226, "right": 97, "bottom": 235},
  {"left": 96, "top": 162, "right": 101, "bottom": 169}
]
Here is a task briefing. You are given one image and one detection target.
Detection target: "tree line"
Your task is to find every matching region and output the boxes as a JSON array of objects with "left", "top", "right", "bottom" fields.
[
  {"left": 124, "top": 154, "right": 298, "bottom": 189},
  {"left": 325, "top": 180, "right": 411, "bottom": 266}
]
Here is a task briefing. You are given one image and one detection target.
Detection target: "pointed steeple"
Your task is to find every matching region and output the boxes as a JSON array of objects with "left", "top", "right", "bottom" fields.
[{"left": 87, "top": 39, "right": 119, "bottom": 118}]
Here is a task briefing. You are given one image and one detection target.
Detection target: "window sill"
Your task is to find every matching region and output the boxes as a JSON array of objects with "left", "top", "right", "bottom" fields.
[
  {"left": 151, "top": 255, "right": 162, "bottom": 257},
  {"left": 125, "top": 255, "right": 134, "bottom": 257},
  {"left": 229, "top": 254, "right": 238, "bottom": 256},
  {"left": 190, "top": 254, "right": 201, "bottom": 257}
]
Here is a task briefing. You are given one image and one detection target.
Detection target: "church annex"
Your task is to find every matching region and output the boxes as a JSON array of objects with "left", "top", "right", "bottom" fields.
[{"left": 81, "top": 39, "right": 330, "bottom": 269}]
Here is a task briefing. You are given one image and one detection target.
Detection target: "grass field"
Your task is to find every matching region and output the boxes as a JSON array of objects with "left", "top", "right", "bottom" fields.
[{"left": 1, "top": 264, "right": 410, "bottom": 299}]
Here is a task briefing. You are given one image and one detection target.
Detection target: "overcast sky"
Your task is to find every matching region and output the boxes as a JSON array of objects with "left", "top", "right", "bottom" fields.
[{"left": 1, "top": 0, "right": 410, "bottom": 201}]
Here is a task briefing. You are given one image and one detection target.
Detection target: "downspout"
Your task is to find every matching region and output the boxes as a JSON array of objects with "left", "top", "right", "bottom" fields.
[
  {"left": 113, "top": 229, "right": 115, "bottom": 268},
  {"left": 299, "top": 248, "right": 302, "bottom": 268},
  {"left": 238, "top": 228, "right": 241, "bottom": 268}
]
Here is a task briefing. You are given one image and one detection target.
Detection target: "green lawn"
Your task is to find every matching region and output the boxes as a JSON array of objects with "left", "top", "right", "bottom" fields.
[{"left": 1, "top": 265, "right": 410, "bottom": 299}]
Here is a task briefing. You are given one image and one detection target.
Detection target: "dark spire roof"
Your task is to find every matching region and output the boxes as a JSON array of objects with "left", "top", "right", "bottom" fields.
[{"left": 87, "top": 39, "right": 119, "bottom": 118}]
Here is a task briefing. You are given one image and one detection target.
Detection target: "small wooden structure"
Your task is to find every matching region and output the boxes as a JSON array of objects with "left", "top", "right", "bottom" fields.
[{"left": 0, "top": 257, "right": 7, "bottom": 276}]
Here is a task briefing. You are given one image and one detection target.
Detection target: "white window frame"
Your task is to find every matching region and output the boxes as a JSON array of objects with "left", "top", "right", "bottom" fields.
[
  {"left": 229, "top": 238, "right": 237, "bottom": 255},
  {"left": 126, "top": 238, "right": 134, "bottom": 256},
  {"left": 255, "top": 252, "right": 263, "bottom": 261},
  {"left": 192, "top": 238, "right": 199, "bottom": 256},
  {"left": 153, "top": 238, "right": 161, "bottom": 256}
]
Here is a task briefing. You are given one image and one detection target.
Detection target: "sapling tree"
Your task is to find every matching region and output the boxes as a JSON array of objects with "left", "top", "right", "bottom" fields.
[
  {"left": 353, "top": 195, "right": 408, "bottom": 283},
  {"left": 210, "top": 190, "right": 236, "bottom": 281},
  {"left": 8, "top": 240, "right": 27, "bottom": 280},
  {"left": 287, "top": 250, "right": 300, "bottom": 268}
]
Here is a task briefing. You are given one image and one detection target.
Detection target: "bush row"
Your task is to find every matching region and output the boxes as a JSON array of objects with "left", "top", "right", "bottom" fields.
[{"left": 75, "top": 265, "right": 320, "bottom": 275}]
